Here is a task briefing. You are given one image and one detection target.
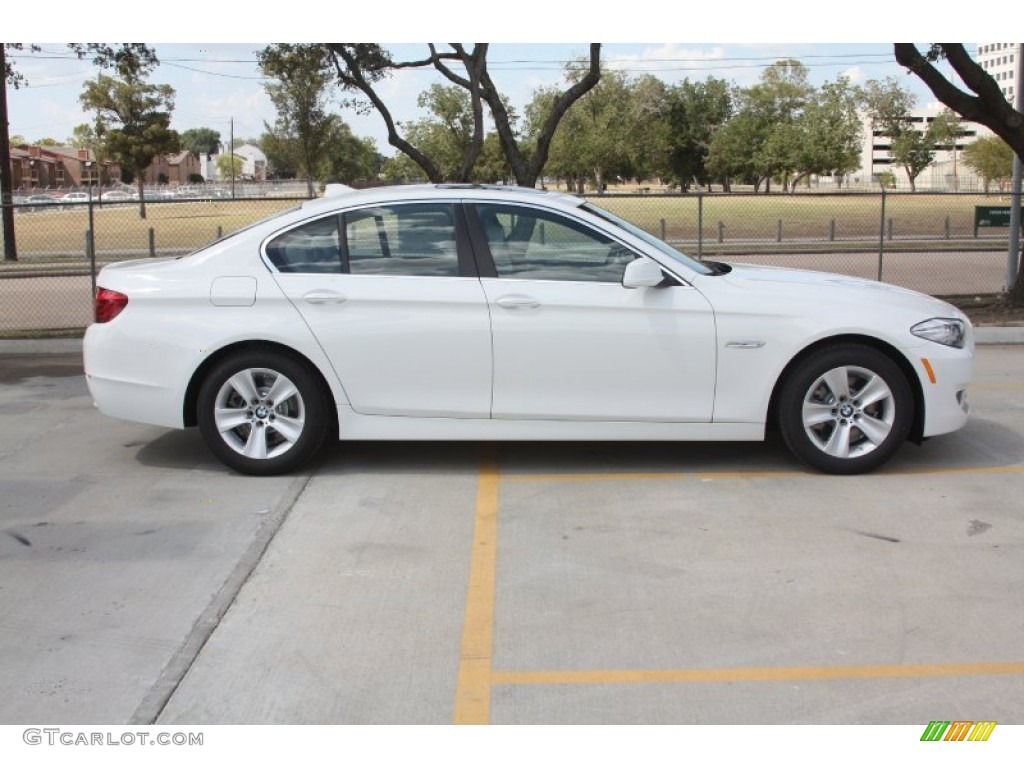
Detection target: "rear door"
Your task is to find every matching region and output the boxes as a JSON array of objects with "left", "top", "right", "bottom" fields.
[{"left": 265, "top": 202, "right": 493, "bottom": 418}]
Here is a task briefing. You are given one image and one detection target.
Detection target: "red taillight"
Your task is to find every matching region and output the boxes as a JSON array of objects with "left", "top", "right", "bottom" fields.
[{"left": 94, "top": 287, "right": 129, "bottom": 323}]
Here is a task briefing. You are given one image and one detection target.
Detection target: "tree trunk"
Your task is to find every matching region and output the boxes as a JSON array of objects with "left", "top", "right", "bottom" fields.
[{"left": 136, "top": 175, "right": 147, "bottom": 220}]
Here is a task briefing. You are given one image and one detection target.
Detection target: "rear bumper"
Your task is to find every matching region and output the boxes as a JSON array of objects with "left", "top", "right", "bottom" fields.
[{"left": 84, "top": 323, "right": 201, "bottom": 429}]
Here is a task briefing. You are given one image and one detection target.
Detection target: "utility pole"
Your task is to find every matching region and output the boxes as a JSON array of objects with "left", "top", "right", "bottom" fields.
[
  {"left": 0, "top": 46, "right": 18, "bottom": 261},
  {"left": 229, "top": 117, "right": 235, "bottom": 200},
  {"left": 1009, "top": 44, "right": 1024, "bottom": 290}
]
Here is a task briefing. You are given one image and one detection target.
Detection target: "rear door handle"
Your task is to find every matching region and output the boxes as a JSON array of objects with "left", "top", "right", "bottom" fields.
[
  {"left": 495, "top": 295, "right": 540, "bottom": 310},
  {"left": 303, "top": 291, "right": 347, "bottom": 305}
]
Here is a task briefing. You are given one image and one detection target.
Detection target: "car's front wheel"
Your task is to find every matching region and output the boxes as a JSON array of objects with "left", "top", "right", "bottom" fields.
[
  {"left": 197, "top": 350, "right": 331, "bottom": 475},
  {"left": 777, "top": 344, "right": 914, "bottom": 474}
]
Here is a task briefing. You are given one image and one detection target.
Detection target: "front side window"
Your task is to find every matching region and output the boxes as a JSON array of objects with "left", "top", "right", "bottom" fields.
[
  {"left": 473, "top": 203, "right": 636, "bottom": 283},
  {"left": 345, "top": 203, "right": 459, "bottom": 277},
  {"left": 265, "top": 215, "right": 341, "bottom": 273}
]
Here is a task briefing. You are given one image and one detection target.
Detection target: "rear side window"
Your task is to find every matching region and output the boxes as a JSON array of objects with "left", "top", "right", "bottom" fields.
[
  {"left": 345, "top": 203, "right": 459, "bottom": 277},
  {"left": 265, "top": 215, "right": 342, "bottom": 273}
]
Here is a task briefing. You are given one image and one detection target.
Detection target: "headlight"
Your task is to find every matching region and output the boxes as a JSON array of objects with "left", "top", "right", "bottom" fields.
[{"left": 911, "top": 318, "right": 966, "bottom": 348}]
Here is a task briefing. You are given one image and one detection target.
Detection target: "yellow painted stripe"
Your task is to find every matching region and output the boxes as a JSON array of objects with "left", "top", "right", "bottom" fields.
[
  {"left": 491, "top": 661, "right": 1024, "bottom": 687},
  {"left": 878, "top": 465, "right": 1024, "bottom": 477},
  {"left": 453, "top": 459, "right": 501, "bottom": 725},
  {"left": 501, "top": 472, "right": 687, "bottom": 483},
  {"left": 499, "top": 466, "right": 1024, "bottom": 483}
]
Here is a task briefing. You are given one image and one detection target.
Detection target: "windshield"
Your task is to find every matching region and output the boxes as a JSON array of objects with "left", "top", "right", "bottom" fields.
[{"left": 581, "top": 202, "right": 712, "bottom": 276}]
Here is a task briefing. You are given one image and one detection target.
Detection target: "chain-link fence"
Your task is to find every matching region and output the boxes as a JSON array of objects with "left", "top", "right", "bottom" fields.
[{"left": 1, "top": 190, "right": 1021, "bottom": 336}]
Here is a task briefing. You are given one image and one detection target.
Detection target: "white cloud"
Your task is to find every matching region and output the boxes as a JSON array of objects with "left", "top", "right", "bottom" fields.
[{"left": 841, "top": 66, "right": 866, "bottom": 84}]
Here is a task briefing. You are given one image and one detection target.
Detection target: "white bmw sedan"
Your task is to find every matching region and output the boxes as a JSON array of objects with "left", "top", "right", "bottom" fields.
[{"left": 84, "top": 184, "right": 973, "bottom": 475}]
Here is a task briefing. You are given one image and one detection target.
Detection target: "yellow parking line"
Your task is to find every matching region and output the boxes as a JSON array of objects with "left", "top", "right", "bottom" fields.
[
  {"left": 496, "top": 466, "right": 1024, "bottom": 483},
  {"left": 453, "top": 458, "right": 501, "bottom": 725},
  {"left": 501, "top": 472, "right": 687, "bottom": 483},
  {"left": 878, "top": 465, "right": 1024, "bottom": 477},
  {"left": 492, "top": 661, "right": 1024, "bottom": 687}
]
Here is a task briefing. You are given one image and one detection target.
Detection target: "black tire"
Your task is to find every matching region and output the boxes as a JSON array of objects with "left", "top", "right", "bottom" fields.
[
  {"left": 197, "top": 349, "right": 331, "bottom": 475},
  {"left": 777, "top": 344, "right": 914, "bottom": 474}
]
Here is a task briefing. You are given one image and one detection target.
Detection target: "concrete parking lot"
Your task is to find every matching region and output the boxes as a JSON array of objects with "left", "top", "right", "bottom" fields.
[{"left": 0, "top": 343, "right": 1022, "bottom": 724}]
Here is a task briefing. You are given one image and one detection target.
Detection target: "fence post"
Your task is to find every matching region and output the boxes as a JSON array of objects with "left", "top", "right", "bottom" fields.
[
  {"left": 86, "top": 195, "right": 96, "bottom": 294},
  {"left": 148, "top": 227, "right": 156, "bottom": 258},
  {"left": 86, "top": 230, "right": 96, "bottom": 295},
  {"left": 877, "top": 188, "right": 886, "bottom": 282},
  {"left": 829, "top": 219, "right": 835, "bottom": 242},
  {"left": 660, "top": 218, "right": 666, "bottom": 241},
  {"left": 777, "top": 219, "right": 782, "bottom": 243},
  {"left": 216, "top": 225, "right": 223, "bottom": 240},
  {"left": 945, "top": 216, "right": 951, "bottom": 240},
  {"left": 887, "top": 218, "right": 894, "bottom": 241},
  {"left": 697, "top": 192, "right": 704, "bottom": 260},
  {"left": 718, "top": 221, "right": 725, "bottom": 243}
]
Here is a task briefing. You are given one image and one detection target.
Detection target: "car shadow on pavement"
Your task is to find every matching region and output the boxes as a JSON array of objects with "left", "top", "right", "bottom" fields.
[{"left": 126, "top": 417, "right": 1023, "bottom": 478}]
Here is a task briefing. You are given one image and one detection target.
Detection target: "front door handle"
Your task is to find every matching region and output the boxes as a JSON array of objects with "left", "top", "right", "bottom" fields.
[
  {"left": 303, "top": 291, "right": 347, "bottom": 305},
  {"left": 495, "top": 295, "right": 540, "bottom": 310}
]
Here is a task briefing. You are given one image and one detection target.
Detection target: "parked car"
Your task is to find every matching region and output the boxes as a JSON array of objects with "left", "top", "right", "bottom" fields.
[
  {"left": 84, "top": 184, "right": 974, "bottom": 476},
  {"left": 60, "top": 191, "right": 94, "bottom": 204},
  {"left": 24, "top": 194, "right": 59, "bottom": 206},
  {"left": 100, "top": 190, "right": 134, "bottom": 202}
]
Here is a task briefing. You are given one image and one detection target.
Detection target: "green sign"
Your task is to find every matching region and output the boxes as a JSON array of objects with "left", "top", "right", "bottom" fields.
[{"left": 974, "top": 205, "right": 1023, "bottom": 236}]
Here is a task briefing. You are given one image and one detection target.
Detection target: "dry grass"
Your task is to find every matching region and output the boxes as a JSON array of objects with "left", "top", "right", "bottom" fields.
[
  {"left": 3, "top": 192, "right": 1016, "bottom": 264},
  {"left": 9, "top": 199, "right": 301, "bottom": 259}
]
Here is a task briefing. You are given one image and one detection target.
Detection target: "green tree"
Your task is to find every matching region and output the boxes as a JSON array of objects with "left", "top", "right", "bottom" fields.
[
  {"left": 962, "top": 136, "right": 1015, "bottom": 193},
  {"left": 215, "top": 153, "right": 243, "bottom": 180},
  {"left": 789, "top": 77, "right": 863, "bottom": 189},
  {"left": 889, "top": 127, "right": 935, "bottom": 192},
  {"left": 36, "top": 137, "right": 59, "bottom": 146},
  {"left": 308, "top": 43, "right": 601, "bottom": 186},
  {"left": 749, "top": 60, "right": 814, "bottom": 191},
  {"left": 317, "top": 119, "right": 378, "bottom": 184},
  {"left": 180, "top": 127, "right": 221, "bottom": 156},
  {"left": 2, "top": 44, "right": 157, "bottom": 260},
  {"left": 80, "top": 58, "right": 179, "bottom": 219},
  {"left": 665, "top": 77, "right": 732, "bottom": 190},
  {"left": 929, "top": 108, "right": 964, "bottom": 191},
  {"left": 706, "top": 110, "right": 766, "bottom": 190},
  {"left": 707, "top": 60, "right": 814, "bottom": 193},
  {"left": 259, "top": 45, "right": 338, "bottom": 197},
  {"left": 861, "top": 77, "right": 935, "bottom": 191}
]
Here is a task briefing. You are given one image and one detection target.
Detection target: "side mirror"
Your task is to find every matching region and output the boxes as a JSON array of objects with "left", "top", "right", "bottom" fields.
[{"left": 622, "top": 257, "right": 667, "bottom": 288}]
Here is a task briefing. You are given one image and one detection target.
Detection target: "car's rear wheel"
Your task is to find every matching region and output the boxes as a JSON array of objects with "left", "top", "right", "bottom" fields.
[
  {"left": 197, "top": 350, "right": 331, "bottom": 475},
  {"left": 778, "top": 344, "right": 913, "bottom": 474}
]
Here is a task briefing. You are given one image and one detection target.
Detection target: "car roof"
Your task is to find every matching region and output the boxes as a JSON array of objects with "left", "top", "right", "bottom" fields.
[{"left": 297, "top": 183, "right": 584, "bottom": 215}]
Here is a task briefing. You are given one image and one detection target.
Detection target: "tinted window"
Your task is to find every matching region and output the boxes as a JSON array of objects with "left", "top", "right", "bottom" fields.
[
  {"left": 265, "top": 215, "right": 341, "bottom": 273},
  {"left": 474, "top": 203, "right": 636, "bottom": 283},
  {"left": 345, "top": 203, "right": 459, "bottom": 277}
]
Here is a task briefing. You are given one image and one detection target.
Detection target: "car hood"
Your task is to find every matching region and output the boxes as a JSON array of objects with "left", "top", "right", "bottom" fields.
[{"left": 709, "top": 263, "right": 963, "bottom": 317}]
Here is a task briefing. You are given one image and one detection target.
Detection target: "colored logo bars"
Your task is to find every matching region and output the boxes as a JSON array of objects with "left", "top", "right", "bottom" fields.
[{"left": 921, "top": 721, "right": 997, "bottom": 741}]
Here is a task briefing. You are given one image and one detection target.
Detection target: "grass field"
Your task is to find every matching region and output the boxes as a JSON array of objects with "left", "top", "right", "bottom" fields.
[
  {"left": 591, "top": 192, "right": 1016, "bottom": 245},
  {"left": 3, "top": 199, "right": 302, "bottom": 260},
  {"left": 0, "top": 192, "right": 1017, "bottom": 265}
]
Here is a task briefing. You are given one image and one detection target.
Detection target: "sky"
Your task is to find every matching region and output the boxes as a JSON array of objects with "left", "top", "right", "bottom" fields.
[{"left": 3, "top": 4, "right": 997, "bottom": 157}]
